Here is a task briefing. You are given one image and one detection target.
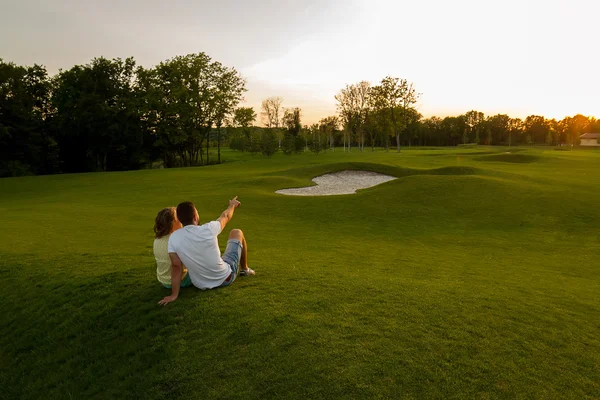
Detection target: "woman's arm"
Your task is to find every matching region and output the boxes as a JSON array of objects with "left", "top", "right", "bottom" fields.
[{"left": 158, "top": 253, "right": 183, "bottom": 305}]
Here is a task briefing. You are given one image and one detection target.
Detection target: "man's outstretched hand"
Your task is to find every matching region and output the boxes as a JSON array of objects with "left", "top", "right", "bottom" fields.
[
  {"left": 219, "top": 196, "right": 240, "bottom": 229},
  {"left": 158, "top": 294, "right": 178, "bottom": 306},
  {"left": 229, "top": 196, "right": 241, "bottom": 208}
]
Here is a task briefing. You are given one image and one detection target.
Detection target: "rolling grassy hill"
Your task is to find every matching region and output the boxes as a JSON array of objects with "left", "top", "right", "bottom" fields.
[{"left": 1, "top": 147, "right": 599, "bottom": 399}]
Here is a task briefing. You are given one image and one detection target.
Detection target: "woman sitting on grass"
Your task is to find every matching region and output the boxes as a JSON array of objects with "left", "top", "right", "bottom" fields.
[{"left": 153, "top": 207, "right": 193, "bottom": 289}]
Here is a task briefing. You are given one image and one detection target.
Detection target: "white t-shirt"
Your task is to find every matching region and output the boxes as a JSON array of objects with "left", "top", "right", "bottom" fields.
[{"left": 167, "top": 221, "right": 229, "bottom": 289}]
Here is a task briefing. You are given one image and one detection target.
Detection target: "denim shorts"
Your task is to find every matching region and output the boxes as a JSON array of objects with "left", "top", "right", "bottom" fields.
[{"left": 220, "top": 239, "right": 243, "bottom": 287}]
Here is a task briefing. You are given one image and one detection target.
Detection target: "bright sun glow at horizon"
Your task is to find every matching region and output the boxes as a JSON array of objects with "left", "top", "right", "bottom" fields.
[
  {"left": 240, "top": 0, "right": 600, "bottom": 124},
  {"left": 0, "top": 0, "right": 598, "bottom": 125}
]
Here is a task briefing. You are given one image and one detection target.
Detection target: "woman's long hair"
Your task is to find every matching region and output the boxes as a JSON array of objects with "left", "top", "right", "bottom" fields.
[{"left": 154, "top": 207, "right": 176, "bottom": 239}]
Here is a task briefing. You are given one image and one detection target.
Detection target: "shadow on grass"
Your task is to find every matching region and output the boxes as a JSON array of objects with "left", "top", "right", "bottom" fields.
[
  {"left": 0, "top": 258, "right": 194, "bottom": 399},
  {"left": 266, "top": 162, "right": 481, "bottom": 180},
  {"left": 474, "top": 154, "right": 540, "bottom": 163},
  {"left": 260, "top": 162, "right": 482, "bottom": 194}
]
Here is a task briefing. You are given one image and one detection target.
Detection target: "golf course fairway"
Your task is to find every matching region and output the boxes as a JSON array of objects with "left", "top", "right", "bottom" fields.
[{"left": 1, "top": 147, "right": 598, "bottom": 399}]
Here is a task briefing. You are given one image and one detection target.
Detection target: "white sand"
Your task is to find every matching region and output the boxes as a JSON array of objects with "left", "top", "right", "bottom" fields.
[{"left": 276, "top": 170, "right": 397, "bottom": 196}]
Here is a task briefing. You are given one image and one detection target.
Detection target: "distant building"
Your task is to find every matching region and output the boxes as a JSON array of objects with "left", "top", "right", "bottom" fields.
[{"left": 579, "top": 133, "right": 600, "bottom": 146}]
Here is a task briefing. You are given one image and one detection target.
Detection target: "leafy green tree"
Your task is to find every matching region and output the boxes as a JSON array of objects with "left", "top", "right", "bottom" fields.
[
  {"left": 524, "top": 115, "right": 549, "bottom": 144},
  {"left": 283, "top": 107, "right": 302, "bottom": 136},
  {"left": 0, "top": 60, "right": 57, "bottom": 176},
  {"left": 228, "top": 107, "right": 256, "bottom": 152},
  {"left": 368, "top": 85, "right": 389, "bottom": 150},
  {"left": 441, "top": 115, "right": 466, "bottom": 146},
  {"left": 249, "top": 128, "right": 262, "bottom": 154},
  {"left": 559, "top": 114, "right": 590, "bottom": 147},
  {"left": 485, "top": 126, "right": 492, "bottom": 145},
  {"left": 546, "top": 118, "right": 560, "bottom": 146},
  {"left": 545, "top": 130, "right": 554, "bottom": 145},
  {"left": 233, "top": 107, "right": 256, "bottom": 129},
  {"left": 335, "top": 81, "right": 370, "bottom": 152},
  {"left": 422, "top": 117, "right": 443, "bottom": 146},
  {"left": 404, "top": 108, "right": 422, "bottom": 146},
  {"left": 280, "top": 107, "right": 303, "bottom": 155},
  {"left": 589, "top": 117, "right": 600, "bottom": 133},
  {"left": 233, "top": 106, "right": 256, "bottom": 144},
  {"left": 260, "top": 129, "right": 278, "bottom": 156},
  {"left": 318, "top": 116, "right": 340, "bottom": 150},
  {"left": 229, "top": 135, "right": 246, "bottom": 152},
  {"left": 136, "top": 55, "right": 208, "bottom": 167},
  {"left": 370, "top": 77, "right": 419, "bottom": 152},
  {"left": 137, "top": 53, "right": 243, "bottom": 166},
  {"left": 464, "top": 110, "right": 485, "bottom": 144},
  {"left": 487, "top": 114, "right": 510, "bottom": 145},
  {"left": 53, "top": 57, "right": 145, "bottom": 172},
  {"left": 508, "top": 118, "right": 524, "bottom": 146},
  {"left": 281, "top": 133, "right": 295, "bottom": 155},
  {"left": 210, "top": 62, "right": 246, "bottom": 163},
  {"left": 309, "top": 124, "right": 326, "bottom": 154}
]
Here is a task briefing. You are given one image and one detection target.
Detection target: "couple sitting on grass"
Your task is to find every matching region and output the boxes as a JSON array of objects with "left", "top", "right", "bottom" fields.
[{"left": 153, "top": 197, "right": 255, "bottom": 306}]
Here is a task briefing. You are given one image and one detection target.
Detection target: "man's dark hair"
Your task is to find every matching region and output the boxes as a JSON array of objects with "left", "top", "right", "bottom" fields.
[{"left": 176, "top": 201, "right": 196, "bottom": 226}]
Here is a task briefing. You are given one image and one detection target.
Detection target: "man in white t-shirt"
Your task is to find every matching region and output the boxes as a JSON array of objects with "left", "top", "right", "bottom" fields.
[{"left": 158, "top": 196, "right": 255, "bottom": 306}]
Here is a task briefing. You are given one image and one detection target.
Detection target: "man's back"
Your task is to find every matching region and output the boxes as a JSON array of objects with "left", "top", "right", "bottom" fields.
[{"left": 168, "top": 221, "right": 229, "bottom": 289}]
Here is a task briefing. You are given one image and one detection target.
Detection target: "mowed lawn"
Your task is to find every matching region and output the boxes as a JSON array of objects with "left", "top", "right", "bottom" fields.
[{"left": 1, "top": 147, "right": 599, "bottom": 399}]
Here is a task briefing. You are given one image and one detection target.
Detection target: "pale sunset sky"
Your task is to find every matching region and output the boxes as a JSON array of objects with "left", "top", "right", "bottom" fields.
[{"left": 1, "top": 0, "right": 598, "bottom": 124}]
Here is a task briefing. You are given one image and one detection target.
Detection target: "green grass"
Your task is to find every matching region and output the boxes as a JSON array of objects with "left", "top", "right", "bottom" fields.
[{"left": 1, "top": 146, "right": 599, "bottom": 399}]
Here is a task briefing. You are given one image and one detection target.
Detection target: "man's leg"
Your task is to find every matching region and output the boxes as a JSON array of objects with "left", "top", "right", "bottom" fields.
[{"left": 228, "top": 229, "right": 249, "bottom": 271}]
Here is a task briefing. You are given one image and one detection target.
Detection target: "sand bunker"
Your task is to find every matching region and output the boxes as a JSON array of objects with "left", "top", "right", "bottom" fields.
[{"left": 276, "top": 170, "right": 397, "bottom": 196}]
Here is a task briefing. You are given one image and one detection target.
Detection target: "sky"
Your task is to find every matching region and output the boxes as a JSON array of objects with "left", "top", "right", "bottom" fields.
[{"left": 1, "top": 0, "right": 598, "bottom": 125}]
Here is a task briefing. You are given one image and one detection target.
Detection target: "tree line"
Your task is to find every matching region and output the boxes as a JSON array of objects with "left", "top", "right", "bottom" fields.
[
  {"left": 2, "top": 54, "right": 599, "bottom": 176},
  {"left": 0, "top": 53, "right": 245, "bottom": 177},
  {"left": 230, "top": 76, "right": 599, "bottom": 157},
  {"left": 333, "top": 78, "right": 598, "bottom": 150}
]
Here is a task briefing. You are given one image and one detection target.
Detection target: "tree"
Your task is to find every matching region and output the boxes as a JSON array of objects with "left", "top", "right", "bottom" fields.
[
  {"left": 137, "top": 53, "right": 243, "bottom": 166},
  {"left": 404, "top": 108, "right": 422, "bottom": 146},
  {"left": 546, "top": 118, "right": 560, "bottom": 146},
  {"left": 309, "top": 124, "right": 326, "bottom": 154},
  {"left": 335, "top": 81, "right": 370, "bottom": 152},
  {"left": 441, "top": 115, "right": 466, "bottom": 146},
  {"left": 335, "top": 85, "right": 353, "bottom": 152},
  {"left": 464, "top": 110, "right": 485, "bottom": 144},
  {"left": 545, "top": 130, "right": 553, "bottom": 145},
  {"left": 524, "top": 115, "right": 548, "bottom": 144},
  {"left": 589, "top": 117, "right": 600, "bottom": 133},
  {"left": 318, "top": 116, "right": 340, "bottom": 150},
  {"left": 230, "top": 107, "right": 256, "bottom": 151},
  {"left": 370, "top": 77, "right": 419, "bottom": 152},
  {"left": 233, "top": 107, "right": 256, "bottom": 132},
  {"left": 368, "top": 84, "right": 389, "bottom": 151},
  {"left": 53, "top": 57, "right": 146, "bottom": 172},
  {"left": 0, "top": 60, "right": 57, "bottom": 176},
  {"left": 487, "top": 114, "right": 511, "bottom": 145},
  {"left": 139, "top": 55, "right": 198, "bottom": 166},
  {"left": 279, "top": 107, "right": 302, "bottom": 155},
  {"left": 422, "top": 117, "right": 443, "bottom": 146},
  {"left": 261, "top": 97, "right": 283, "bottom": 128},
  {"left": 508, "top": 118, "right": 524, "bottom": 146},
  {"left": 249, "top": 128, "right": 261, "bottom": 154},
  {"left": 210, "top": 62, "right": 246, "bottom": 163},
  {"left": 560, "top": 114, "right": 590, "bottom": 147},
  {"left": 283, "top": 107, "right": 302, "bottom": 136},
  {"left": 137, "top": 54, "right": 211, "bottom": 167},
  {"left": 260, "top": 129, "right": 278, "bottom": 156}
]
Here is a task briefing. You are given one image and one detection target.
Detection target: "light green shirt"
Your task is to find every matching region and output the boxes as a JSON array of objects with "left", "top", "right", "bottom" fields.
[{"left": 154, "top": 234, "right": 187, "bottom": 285}]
